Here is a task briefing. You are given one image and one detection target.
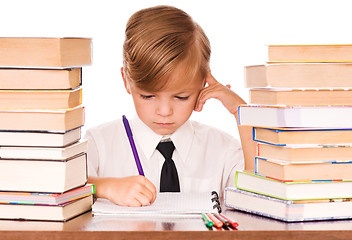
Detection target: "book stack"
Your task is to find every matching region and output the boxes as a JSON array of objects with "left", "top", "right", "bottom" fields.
[
  {"left": 0, "top": 37, "right": 94, "bottom": 221},
  {"left": 225, "top": 44, "right": 352, "bottom": 222}
]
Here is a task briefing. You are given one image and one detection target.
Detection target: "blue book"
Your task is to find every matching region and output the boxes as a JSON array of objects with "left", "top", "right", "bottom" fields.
[
  {"left": 238, "top": 105, "right": 352, "bottom": 128},
  {"left": 257, "top": 142, "right": 352, "bottom": 162},
  {"left": 253, "top": 127, "right": 352, "bottom": 146},
  {"left": 255, "top": 156, "right": 352, "bottom": 181}
]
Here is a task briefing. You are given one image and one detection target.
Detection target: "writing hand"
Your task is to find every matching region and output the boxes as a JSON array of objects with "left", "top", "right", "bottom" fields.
[{"left": 89, "top": 175, "right": 157, "bottom": 207}]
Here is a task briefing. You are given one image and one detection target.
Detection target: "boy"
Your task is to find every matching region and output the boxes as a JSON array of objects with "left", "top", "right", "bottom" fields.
[{"left": 85, "top": 5, "right": 255, "bottom": 207}]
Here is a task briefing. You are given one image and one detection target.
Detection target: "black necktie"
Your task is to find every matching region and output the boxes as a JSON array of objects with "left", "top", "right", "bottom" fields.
[{"left": 157, "top": 141, "right": 180, "bottom": 192}]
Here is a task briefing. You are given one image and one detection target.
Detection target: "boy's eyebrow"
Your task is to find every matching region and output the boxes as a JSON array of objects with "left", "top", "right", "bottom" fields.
[
  {"left": 172, "top": 84, "right": 202, "bottom": 95},
  {"left": 172, "top": 89, "right": 195, "bottom": 95},
  {"left": 138, "top": 86, "right": 197, "bottom": 95},
  {"left": 136, "top": 88, "right": 155, "bottom": 94}
]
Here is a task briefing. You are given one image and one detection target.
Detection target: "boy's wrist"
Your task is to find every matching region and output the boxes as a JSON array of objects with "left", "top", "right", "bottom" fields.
[
  {"left": 99, "top": 177, "right": 118, "bottom": 200},
  {"left": 88, "top": 176, "right": 115, "bottom": 199}
]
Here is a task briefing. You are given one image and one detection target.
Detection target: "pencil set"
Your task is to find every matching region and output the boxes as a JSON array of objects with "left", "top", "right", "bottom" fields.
[
  {"left": 226, "top": 44, "right": 352, "bottom": 222},
  {"left": 0, "top": 37, "right": 94, "bottom": 221},
  {"left": 202, "top": 213, "right": 238, "bottom": 230}
]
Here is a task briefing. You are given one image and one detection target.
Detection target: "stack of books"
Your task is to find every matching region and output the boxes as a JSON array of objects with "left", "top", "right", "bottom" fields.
[
  {"left": 0, "top": 37, "right": 94, "bottom": 221},
  {"left": 225, "top": 44, "right": 352, "bottom": 222}
]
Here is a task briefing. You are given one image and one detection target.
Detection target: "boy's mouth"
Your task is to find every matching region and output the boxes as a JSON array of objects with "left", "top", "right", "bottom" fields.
[{"left": 155, "top": 122, "right": 173, "bottom": 127}]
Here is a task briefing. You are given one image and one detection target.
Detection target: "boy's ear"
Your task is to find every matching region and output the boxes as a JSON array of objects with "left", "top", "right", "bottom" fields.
[{"left": 121, "top": 67, "right": 131, "bottom": 94}]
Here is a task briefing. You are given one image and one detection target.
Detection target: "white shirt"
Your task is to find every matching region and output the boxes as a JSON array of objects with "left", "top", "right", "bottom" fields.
[{"left": 84, "top": 115, "right": 244, "bottom": 196}]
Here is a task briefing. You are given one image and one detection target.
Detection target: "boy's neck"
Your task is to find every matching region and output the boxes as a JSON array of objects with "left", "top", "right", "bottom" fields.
[{"left": 160, "top": 136, "right": 171, "bottom": 142}]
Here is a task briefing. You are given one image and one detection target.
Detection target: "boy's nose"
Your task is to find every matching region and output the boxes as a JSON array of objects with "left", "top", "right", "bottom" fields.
[{"left": 156, "top": 101, "right": 173, "bottom": 117}]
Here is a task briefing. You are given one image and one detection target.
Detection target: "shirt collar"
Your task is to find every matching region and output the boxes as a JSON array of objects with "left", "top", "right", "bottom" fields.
[
  {"left": 130, "top": 115, "right": 194, "bottom": 162},
  {"left": 169, "top": 120, "right": 194, "bottom": 163},
  {"left": 131, "top": 115, "right": 162, "bottom": 161}
]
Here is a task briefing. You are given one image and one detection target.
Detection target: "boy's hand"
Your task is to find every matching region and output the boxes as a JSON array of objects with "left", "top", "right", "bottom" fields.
[
  {"left": 90, "top": 175, "right": 157, "bottom": 207},
  {"left": 195, "top": 71, "right": 246, "bottom": 116},
  {"left": 195, "top": 71, "right": 257, "bottom": 171}
]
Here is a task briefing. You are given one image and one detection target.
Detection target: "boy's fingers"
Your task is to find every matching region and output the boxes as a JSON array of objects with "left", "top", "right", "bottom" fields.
[
  {"left": 140, "top": 186, "right": 156, "bottom": 204},
  {"left": 135, "top": 192, "right": 153, "bottom": 206},
  {"left": 195, "top": 90, "right": 206, "bottom": 111},
  {"left": 195, "top": 84, "right": 219, "bottom": 112},
  {"left": 205, "top": 70, "right": 218, "bottom": 85},
  {"left": 195, "top": 92, "right": 214, "bottom": 112},
  {"left": 124, "top": 197, "right": 144, "bottom": 207},
  {"left": 143, "top": 178, "right": 157, "bottom": 202},
  {"left": 195, "top": 101, "right": 203, "bottom": 112},
  {"left": 195, "top": 89, "right": 204, "bottom": 111}
]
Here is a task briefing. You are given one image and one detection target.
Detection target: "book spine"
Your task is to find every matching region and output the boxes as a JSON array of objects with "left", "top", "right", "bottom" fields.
[{"left": 234, "top": 171, "right": 240, "bottom": 189}]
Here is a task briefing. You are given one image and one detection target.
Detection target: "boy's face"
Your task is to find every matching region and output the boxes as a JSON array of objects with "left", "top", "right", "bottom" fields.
[{"left": 122, "top": 68, "right": 204, "bottom": 135}]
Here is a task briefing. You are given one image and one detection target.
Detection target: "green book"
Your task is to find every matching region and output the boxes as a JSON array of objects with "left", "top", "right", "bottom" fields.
[{"left": 235, "top": 170, "right": 352, "bottom": 200}]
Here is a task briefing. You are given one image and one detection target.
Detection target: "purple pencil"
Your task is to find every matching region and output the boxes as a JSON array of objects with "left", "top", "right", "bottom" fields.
[{"left": 122, "top": 115, "right": 145, "bottom": 176}]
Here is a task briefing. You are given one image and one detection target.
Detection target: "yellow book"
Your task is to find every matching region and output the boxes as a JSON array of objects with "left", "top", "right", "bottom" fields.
[
  {"left": 245, "top": 63, "right": 352, "bottom": 88},
  {"left": 256, "top": 157, "right": 352, "bottom": 181},
  {"left": 0, "top": 68, "right": 81, "bottom": 90},
  {"left": 0, "top": 153, "right": 87, "bottom": 193},
  {"left": 268, "top": 44, "right": 352, "bottom": 63},
  {"left": 253, "top": 127, "right": 352, "bottom": 145},
  {"left": 250, "top": 88, "right": 352, "bottom": 106},
  {"left": 0, "top": 37, "right": 91, "bottom": 68},
  {"left": 0, "top": 106, "right": 84, "bottom": 131},
  {"left": 257, "top": 143, "right": 352, "bottom": 162},
  {"left": 0, "top": 88, "right": 82, "bottom": 110}
]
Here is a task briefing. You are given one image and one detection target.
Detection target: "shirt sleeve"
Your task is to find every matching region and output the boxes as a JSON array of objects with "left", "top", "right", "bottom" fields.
[
  {"left": 223, "top": 138, "right": 244, "bottom": 190},
  {"left": 84, "top": 129, "right": 99, "bottom": 177}
]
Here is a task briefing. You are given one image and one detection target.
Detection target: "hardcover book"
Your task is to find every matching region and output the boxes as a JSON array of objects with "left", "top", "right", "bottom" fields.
[
  {"left": 255, "top": 157, "right": 352, "bottom": 181},
  {"left": 0, "top": 140, "right": 87, "bottom": 160},
  {"left": 249, "top": 88, "right": 352, "bottom": 106},
  {"left": 238, "top": 105, "right": 352, "bottom": 128},
  {"left": 0, "top": 127, "right": 81, "bottom": 147},
  {"left": 0, "top": 195, "right": 93, "bottom": 222},
  {"left": 268, "top": 44, "right": 352, "bottom": 63},
  {"left": 0, "top": 68, "right": 81, "bottom": 90},
  {"left": 225, "top": 187, "right": 352, "bottom": 222},
  {"left": 245, "top": 63, "right": 352, "bottom": 88},
  {"left": 257, "top": 143, "right": 352, "bottom": 162},
  {"left": 0, "top": 88, "right": 82, "bottom": 110},
  {"left": 0, "top": 106, "right": 84, "bottom": 131},
  {"left": 0, "top": 38, "right": 91, "bottom": 68},
  {"left": 0, "top": 153, "right": 87, "bottom": 193},
  {"left": 0, "top": 184, "right": 94, "bottom": 205},
  {"left": 253, "top": 127, "right": 352, "bottom": 146},
  {"left": 234, "top": 170, "right": 352, "bottom": 200}
]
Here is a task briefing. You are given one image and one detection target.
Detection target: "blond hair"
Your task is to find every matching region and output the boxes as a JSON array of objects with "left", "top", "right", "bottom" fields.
[{"left": 123, "top": 5, "right": 211, "bottom": 91}]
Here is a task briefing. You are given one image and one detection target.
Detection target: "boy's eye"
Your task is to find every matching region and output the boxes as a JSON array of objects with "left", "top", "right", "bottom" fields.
[
  {"left": 175, "top": 96, "right": 189, "bottom": 100},
  {"left": 140, "top": 94, "right": 154, "bottom": 99}
]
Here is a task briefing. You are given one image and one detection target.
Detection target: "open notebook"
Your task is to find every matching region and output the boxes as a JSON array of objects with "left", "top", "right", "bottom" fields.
[{"left": 92, "top": 192, "right": 221, "bottom": 217}]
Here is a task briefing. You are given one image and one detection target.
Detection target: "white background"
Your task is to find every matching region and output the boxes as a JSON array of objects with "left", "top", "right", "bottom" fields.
[{"left": 1, "top": 0, "right": 351, "bottom": 138}]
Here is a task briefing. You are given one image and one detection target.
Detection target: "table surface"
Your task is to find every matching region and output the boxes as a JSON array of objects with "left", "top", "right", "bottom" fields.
[{"left": 1, "top": 205, "right": 352, "bottom": 240}]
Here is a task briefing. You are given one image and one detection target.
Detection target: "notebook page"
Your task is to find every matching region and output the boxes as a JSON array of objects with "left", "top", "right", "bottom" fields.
[{"left": 92, "top": 192, "right": 218, "bottom": 216}]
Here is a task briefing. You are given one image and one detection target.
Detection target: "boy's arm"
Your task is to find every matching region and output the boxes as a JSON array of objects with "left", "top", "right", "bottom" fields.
[
  {"left": 88, "top": 175, "right": 157, "bottom": 207},
  {"left": 85, "top": 128, "right": 157, "bottom": 207},
  {"left": 195, "top": 71, "right": 257, "bottom": 170}
]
